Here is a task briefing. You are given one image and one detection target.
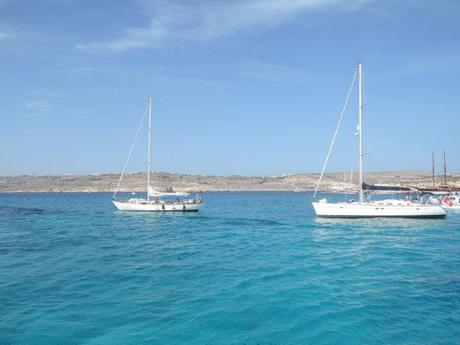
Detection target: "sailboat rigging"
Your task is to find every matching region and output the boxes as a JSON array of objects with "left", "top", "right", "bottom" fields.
[
  {"left": 312, "top": 63, "right": 446, "bottom": 218},
  {"left": 112, "top": 98, "right": 204, "bottom": 212},
  {"left": 417, "top": 150, "right": 460, "bottom": 194}
]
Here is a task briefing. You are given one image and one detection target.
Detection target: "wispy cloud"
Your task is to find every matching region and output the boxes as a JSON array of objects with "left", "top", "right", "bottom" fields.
[
  {"left": 20, "top": 88, "right": 67, "bottom": 119},
  {"left": 25, "top": 100, "right": 54, "bottom": 110},
  {"left": 29, "top": 88, "right": 62, "bottom": 98},
  {"left": 0, "top": 31, "right": 10, "bottom": 40},
  {"left": 77, "top": 0, "right": 370, "bottom": 53},
  {"left": 0, "top": 28, "right": 19, "bottom": 43},
  {"left": 0, "top": 26, "right": 64, "bottom": 59},
  {"left": 238, "top": 58, "right": 324, "bottom": 83}
]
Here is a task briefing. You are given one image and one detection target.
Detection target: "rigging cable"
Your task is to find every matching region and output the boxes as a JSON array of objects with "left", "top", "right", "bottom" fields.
[
  {"left": 112, "top": 102, "right": 149, "bottom": 199},
  {"left": 313, "top": 70, "right": 357, "bottom": 199}
]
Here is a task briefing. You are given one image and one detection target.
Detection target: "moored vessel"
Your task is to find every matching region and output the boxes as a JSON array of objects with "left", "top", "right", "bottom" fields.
[
  {"left": 441, "top": 193, "right": 460, "bottom": 211},
  {"left": 113, "top": 198, "right": 202, "bottom": 212},
  {"left": 416, "top": 151, "right": 460, "bottom": 195},
  {"left": 312, "top": 63, "right": 446, "bottom": 218},
  {"left": 313, "top": 198, "right": 446, "bottom": 218},
  {"left": 112, "top": 98, "right": 204, "bottom": 212}
]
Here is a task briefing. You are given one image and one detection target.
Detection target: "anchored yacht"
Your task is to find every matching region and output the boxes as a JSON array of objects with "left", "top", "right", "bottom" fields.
[
  {"left": 312, "top": 63, "right": 446, "bottom": 218},
  {"left": 441, "top": 194, "right": 460, "bottom": 211},
  {"left": 112, "top": 98, "right": 203, "bottom": 212}
]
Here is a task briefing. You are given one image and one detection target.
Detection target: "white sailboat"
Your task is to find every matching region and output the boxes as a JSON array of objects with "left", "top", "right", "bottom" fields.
[
  {"left": 441, "top": 194, "right": 460, "bottom": 211},
  {"left": 112, "top": 98, "right": 204, "bottom": 212},
  {"left": 312, "top": 63, "right": 446, "bottom": 218}
]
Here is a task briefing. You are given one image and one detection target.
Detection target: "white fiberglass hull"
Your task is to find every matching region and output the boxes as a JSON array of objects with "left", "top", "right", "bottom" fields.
[
  {"left": 312, "top": 201, "right": 446, "bottom": 218},
  {"left": 441, "top": 205, "right": 460, "bottom": 211},
  {"left": 113, "top": 200, "right": 203, "bottom": 212},
  {"left": 441, "top": 195, "right": 460, "bottom": 211}
]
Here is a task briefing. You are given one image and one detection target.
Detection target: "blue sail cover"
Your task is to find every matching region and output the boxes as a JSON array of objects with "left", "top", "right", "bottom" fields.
[{"left": 362, "top": 182, "right": 411, "bottom": 192}]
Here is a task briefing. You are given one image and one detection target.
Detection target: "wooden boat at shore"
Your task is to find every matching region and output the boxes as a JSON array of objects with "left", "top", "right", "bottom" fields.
[
  {"left": 312, "top": 63, "right": 446, "bottom": 218},
  {"left": 415, "top": 151, "right": 460, "bottom": 195},
  {"left": 112, "top": 98, "right": 204, "bottom": 212}
]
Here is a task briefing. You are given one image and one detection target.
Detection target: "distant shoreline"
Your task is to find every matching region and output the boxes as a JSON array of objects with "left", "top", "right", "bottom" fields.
[
  {"left": 0, "top": 189, "right": 332, "bottom": 193},
  {"left": 0, "top": 171, "right": 458, "bottom": 193}
]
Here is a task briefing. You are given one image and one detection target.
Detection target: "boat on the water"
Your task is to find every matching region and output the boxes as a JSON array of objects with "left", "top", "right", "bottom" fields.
[
  {"left": 416, "top": 151, "right": 460, "bottom": 195},
  {"left": 441, "top": 193, "right": 460, "bottom": 211},
  {"left": 112, "top": 98, "right": 204, "bottom": 212},
  {"left": 313, "top": 196, "right": 445, "bottom": 218},
  {"left": 113, "top": 197, "right": 203, "bottom": 212},
  {"left": 312, "top": 63, "right": 446, "bottom": 218}
]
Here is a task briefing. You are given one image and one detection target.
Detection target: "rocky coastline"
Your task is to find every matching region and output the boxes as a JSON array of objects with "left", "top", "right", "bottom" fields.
[{"left": 0, "top": 171, "right": 459, "bottom": 193}]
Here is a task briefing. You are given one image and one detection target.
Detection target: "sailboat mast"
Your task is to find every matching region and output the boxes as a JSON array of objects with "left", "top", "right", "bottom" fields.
[
  {"left": 432, "top": 151, "right": 435, "bottom": 188},
  {"left": 358, "top": 63, "right": 364, "bottom": 203},
  {"left": 443, "top": 149, "right": 447, "bottom": 186},
  {"left": 147, "top": 97, "right": 152, "bottom": 201}
]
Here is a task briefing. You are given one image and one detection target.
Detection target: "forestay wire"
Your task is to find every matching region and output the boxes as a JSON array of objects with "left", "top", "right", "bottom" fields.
[
  {"left": 112, "top": 102, "right": 149, "bottom": 199},
  {"left": 313, "top": 70, "right": 357, "bottom": 199}
]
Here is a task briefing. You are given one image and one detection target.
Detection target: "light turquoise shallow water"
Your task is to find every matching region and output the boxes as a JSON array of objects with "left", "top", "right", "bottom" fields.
[{"left": 1, "top": 192, "right": 459, "bottom": 344}]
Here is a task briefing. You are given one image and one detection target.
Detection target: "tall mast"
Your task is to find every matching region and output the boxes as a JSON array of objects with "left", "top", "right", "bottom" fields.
[
  {"left": 443, "top": 149, "right": 447, "bottom": 186},
  {"left": 358, "top": 63, "right": 364, "bottom": 203},
  {"left": 432, "top": 151, "right": 435, "bottom": 188},
  {"left": 147, "top": 97, "right": 152, "bottom": 201}
]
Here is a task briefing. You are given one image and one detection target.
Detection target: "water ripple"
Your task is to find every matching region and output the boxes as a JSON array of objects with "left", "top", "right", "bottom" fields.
[{"left": 0, "top": 192, "right": 459, "bottom": 344}]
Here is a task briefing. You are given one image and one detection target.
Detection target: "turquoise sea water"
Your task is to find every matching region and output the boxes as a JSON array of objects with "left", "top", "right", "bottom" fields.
[{"left": 1, "top": 192, "right": 459, "bottom": 345}]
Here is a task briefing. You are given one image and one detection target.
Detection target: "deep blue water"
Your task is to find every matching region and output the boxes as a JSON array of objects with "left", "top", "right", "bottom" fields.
[{"left": 1, "top": 192, "right": 459, "bottom": 345}]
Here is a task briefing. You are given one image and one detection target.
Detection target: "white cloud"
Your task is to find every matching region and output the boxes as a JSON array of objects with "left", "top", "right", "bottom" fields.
[
  {"left": 77, "top": 0, "right": 370, "bottom": 52},
  {"left": 25, "top": 100, "right": 54, "bottom": 110},
  {"left": 29, "top": 88, "right": 47, "bottom": 97},
  {"left": 0, "top": 30, "right": 15, "bottom": 42},
  {"left": 0, "top": 27, "right": 63, "bottom": 58},
  {"left": 238, "top": 58, "right": 323, "bottom": 83}
]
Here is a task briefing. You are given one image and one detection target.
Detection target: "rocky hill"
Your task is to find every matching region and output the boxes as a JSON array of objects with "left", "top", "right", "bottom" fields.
[{"left": 0, "top": 171, "right": 459, "bottom": 193}]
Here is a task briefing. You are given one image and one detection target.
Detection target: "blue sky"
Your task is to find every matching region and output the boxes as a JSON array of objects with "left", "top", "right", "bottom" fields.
[{"left": 1, "top": 0, "right": 459, "bottom": 176}]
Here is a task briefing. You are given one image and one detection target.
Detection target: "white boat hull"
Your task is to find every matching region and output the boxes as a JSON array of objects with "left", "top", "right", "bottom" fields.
[
  {"left": 441, "top": 205, "right": 460, "bottom": 211},
  {"left": 113, "top": 200, "right": 203, "bottom": 212},
  {"left": 441, "top": 195, "right": 460, "bottom": 211},
  {"left": 312, "top": 200, "right": 446, "bottom": 218}
]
